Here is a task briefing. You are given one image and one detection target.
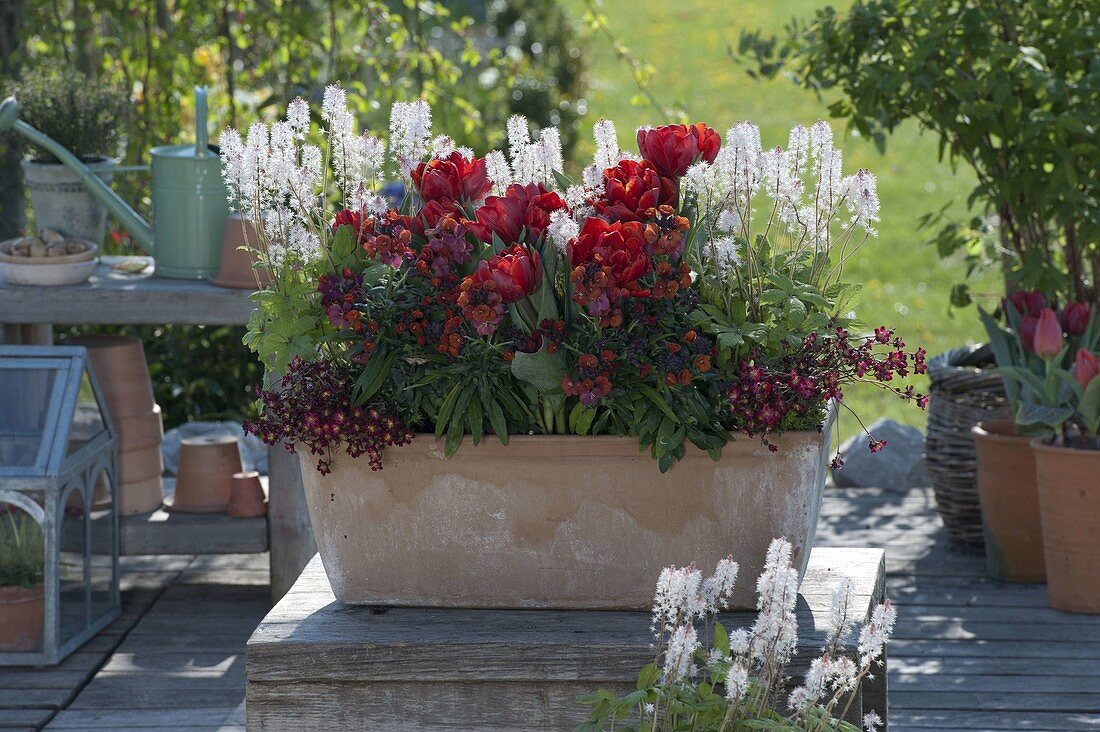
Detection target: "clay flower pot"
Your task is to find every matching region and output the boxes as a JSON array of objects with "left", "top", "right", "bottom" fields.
[
  {"left": 209, "top": 214, "right": 271, "bottom": 289},
  {"left": 63, "top": 334, "right": 155, "bottom": 418},
  {"left": 167, "top": 435, "right": 242, "bottom": 514},
  {"left": 1032, "top": 438, "right": 1100, "bottom": 613},
  {"left": 118, "top": 475, "right": 164, "bottom": 517},
  {"left": 114, "top": 405, "right": 164, "bottom": 451},
  {"left": 0, "top": 583, "right": 44, "bottom": 652},
  {"left": 118, "top": 444, "right": 164, "bottom": 485},
  {"left": 972, "top": 420, "right": 1044, "bottom": 582},
  {"left": 298, "top": 430, "right": 834, "bottom": 611},
  {"left": 228, "top": 471, "right": 267, "bottom": 518}
]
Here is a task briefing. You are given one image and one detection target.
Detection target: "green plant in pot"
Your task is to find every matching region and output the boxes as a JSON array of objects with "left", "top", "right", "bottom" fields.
[
  {"left": 15, "top": 63, "right": 126, "bottom": 247},
  {"left": 0, "top": 506, "right": 45, "bottom": 653},
  {"left": 996, "top": 313, "right": 1100, "bottom": 612},
  {"left": 973, "top": 294, "right": 1097, "bottom": 581}
]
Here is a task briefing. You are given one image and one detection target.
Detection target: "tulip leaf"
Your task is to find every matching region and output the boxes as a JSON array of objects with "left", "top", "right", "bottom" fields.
[
  {"left": 1015, "top": 399, "right": 1073, "bottom": 429},
  {"left": 510, "top": 343, "right": 567, "bottom": 394},
  {"left": 1080, "top": 378, "right": 1100, "bottom": 436}
]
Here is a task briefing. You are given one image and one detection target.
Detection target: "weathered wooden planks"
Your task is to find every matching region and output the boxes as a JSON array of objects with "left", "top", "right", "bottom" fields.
[{"left": 245, "top": 548, "right": 887, "bottom": 730}]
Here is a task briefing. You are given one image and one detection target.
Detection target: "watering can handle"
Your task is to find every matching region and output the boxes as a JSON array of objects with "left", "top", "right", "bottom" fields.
[{"left": 194, "top": 86, "right": 209, "bottom": 157}]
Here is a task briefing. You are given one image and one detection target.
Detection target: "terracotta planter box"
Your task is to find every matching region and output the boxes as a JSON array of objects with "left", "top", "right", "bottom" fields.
[
  {"left": 973, "top": 420, "right": 1044, "bottom": 582},
  {"left": 1032, "top": 439, "right": 1100, "bottom": 613},
  {"left": 299, "top": 429, "right": 833, "bottom": 611},
  {"left": 0, "top": 583, "right": 44, "bottom": 652}
]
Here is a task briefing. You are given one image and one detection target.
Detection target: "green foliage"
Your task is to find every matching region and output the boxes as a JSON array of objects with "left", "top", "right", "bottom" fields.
[
  {"left": 0, "top": 508, "right": 44, "bottom": 588},
  {"left": 14, "top": 61, "right": 126, "bottom": 163},
  {"left": 735, "top": 0, "right": 1100, "bottom": 303}
]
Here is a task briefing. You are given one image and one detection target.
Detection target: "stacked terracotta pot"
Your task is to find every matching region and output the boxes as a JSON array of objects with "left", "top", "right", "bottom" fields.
[
  {"left": 65, "top": 335, "right": 164, "bottom": 516},
  {"left": 167, "top": 435, "right": 266, "bottom": 517}
]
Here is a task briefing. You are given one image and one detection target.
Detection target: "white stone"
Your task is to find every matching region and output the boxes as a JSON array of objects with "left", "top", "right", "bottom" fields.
[{"left": 832, "top": 418, "right": 928, "bottom": 488}]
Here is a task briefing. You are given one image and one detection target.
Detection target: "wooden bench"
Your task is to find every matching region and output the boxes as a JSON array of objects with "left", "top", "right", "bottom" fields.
[{"left": 246, "top": 547, "right": 887, "bottom": 730}]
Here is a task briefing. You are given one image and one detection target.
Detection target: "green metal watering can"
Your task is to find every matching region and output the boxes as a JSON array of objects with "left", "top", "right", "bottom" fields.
[{"left": 0, "top": 86, "right": 229, "bottom": 280}]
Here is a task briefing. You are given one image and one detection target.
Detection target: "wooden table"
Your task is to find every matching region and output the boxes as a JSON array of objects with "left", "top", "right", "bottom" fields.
[
  {"left": 0, "top": 257, "right": 315, "bottom": 602},
  {"left": 246, "top": 548, "right": 888, "bottom": 731}
]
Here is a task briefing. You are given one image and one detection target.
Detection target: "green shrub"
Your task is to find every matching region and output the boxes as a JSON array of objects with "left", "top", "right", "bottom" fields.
[{"left": 15, "top": 62, "right": 126, "bottom": 163}]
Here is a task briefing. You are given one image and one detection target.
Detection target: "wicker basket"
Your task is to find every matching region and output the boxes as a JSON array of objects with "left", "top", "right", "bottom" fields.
[{"left": 924, "top": 345, "right": 1011, "bottom": 548}]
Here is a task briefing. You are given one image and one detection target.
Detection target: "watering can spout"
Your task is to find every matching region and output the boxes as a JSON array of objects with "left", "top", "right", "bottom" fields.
[{"left": 0, "top": 94, "right": 155, "bottom": 252}]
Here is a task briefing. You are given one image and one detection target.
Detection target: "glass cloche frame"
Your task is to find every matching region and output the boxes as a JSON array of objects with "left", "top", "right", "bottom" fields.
[{"left": 0, "top": 345, "right": 120, "bottom": 665}]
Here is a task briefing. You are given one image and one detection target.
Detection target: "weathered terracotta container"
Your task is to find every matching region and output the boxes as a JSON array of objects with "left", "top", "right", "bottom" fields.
[
  {"left": 228, "top": 471, "right": 267, "bottom": 518},
  {"left": 168, "top": 435, "right": 242, "bottom": 513},
  {"left": 300, "top": 429, "right": 833, "bottom": 611},
  {"left": 0, "top": 583, "right": 44, "bottom": 652},
  {"left": 1032, "top": 439, "right": 1100, "bottom": 613},
  {"left": 209, "top": 214, "right": 271, "bottom": 289},
  {"left": 972, "top": 420, "right": 1044, "bottom": 582}
]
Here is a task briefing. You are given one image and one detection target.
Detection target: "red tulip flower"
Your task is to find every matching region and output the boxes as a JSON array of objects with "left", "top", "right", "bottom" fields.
[
  {"left": 1033, "top": 308, "right": 1064, "bottom": 360},
  {"left": 1003, "top": 289, "right": 1047, "bottom": 317},
  {"left": 1076, "top": 348, "right": 1100, "bottom": 390},
  {"left": 331, "top": 208, "right": 362, "bottom": 234},
  {"left": 410, "top": 152, "right": 491, "bottom": 204},
  {"left": 1020, "top": 315, "right": 1039, "bottom": 353},
  {"left": 595, "top": 159, "right": 677, "bottom": 223},
  {"left": 468, "top": 244, "right": 542, "bottom": 304},
  {"left": 569, "top": 218, "right": 651, "bottom": 289},
  {"left": 636, "top": 123, "right": 721, "bottom": 179},
  {"left": 1060, "top": 301, "right": 1091, "bottom": 337},
  {"left": 470, "top": 183, "right": 568, "bottom": 244}
]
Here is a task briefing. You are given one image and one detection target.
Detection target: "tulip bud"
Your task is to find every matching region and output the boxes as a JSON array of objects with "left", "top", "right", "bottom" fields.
[
  {"left": 1020, "top": 315, "right": 1039, "bottom": 354},
  {"left": 1034, "top": 308, "right": 1063, "bottom": 360},
  {"left": 1060, "top": 302, "right": 1091, "bottom": 337},
  {"left": 1076, "top": 349, "right": 1100, "bottom": 390}
]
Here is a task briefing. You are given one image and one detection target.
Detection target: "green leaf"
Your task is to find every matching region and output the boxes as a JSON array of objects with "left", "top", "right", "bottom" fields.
[
  {"left": 510, "top": 343, "right": 567, "bottom": 393},
  {"left": 636, "top": 662, "right": 660, "bottom": 690},
  {"left": 487, "top": 399, "right": 509, "bottom": 444},
  {"left": 1080, "top": 377, "right": 1100, "bottom": 436},
  {"left": 1015, "top": 399, "right": 1074, "bottom": 429},
  {"left": 435, "top": 383, "right": 463, "bottom": 440},
  {"left": 467, "top": 397, "right": 484, "bottom": 445},
  {"left": 352, "top": 350, "right": 394, "bottom": 406},
  {"left": 713, "top": 622, "right": 729, "bottom": 655},
  {"left": 636, "top": 384, "right": 680, "bottom": 423}
]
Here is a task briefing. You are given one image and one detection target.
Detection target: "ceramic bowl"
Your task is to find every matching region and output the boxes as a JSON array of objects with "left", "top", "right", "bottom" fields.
[
  {"left": 0, "top": 257, "right": 97, "bottom": 286},
  {"left": 0, "top": 238, "right": 98, "bottom": 265}
]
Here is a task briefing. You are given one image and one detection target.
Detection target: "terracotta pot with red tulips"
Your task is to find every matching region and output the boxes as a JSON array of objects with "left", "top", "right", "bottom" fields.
[
  {"left": 995, "top": 304, "right": 1100, "bottom": 612},
  {"left": 978, "top": 292, "right": 1096, "bottom": 582},
  {"left": 221, "top": 89, "right": 928, "bottom": 610}
]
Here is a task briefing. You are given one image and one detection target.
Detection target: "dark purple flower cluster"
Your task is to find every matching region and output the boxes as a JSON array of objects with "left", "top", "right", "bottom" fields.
[
  {"left": 318, "top": 268, "right": 364, "bottom": 332},
  {"left": 728, "top": 328, "right": 929, "bottom": 454},
  {"left": 244, "top": 357, "right": 413, "bottom": 475}
]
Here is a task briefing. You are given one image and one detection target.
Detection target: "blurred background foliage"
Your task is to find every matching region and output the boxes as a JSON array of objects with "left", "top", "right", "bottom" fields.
[{"left": 3, "top": 0, "right": 589, "bottom": 428}]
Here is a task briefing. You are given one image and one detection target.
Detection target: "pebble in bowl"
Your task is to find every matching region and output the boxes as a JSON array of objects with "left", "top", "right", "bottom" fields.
[{"left": 0, "top": 229, "right": 98, "bottom": 286}]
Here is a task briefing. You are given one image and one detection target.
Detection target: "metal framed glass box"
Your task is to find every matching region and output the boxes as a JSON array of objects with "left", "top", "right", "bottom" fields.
[{"left": 0, "top": 345, "right": 120, "bottom": 665}]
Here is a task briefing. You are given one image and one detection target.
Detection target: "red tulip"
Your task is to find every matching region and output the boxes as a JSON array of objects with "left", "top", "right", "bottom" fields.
[
  {"left": 470, "top": 183, "right": 568, "bottom": 244},
  {"left": 1034, "top": 308, "right": 1064, "bottom": 360},
  {"left": 595, "top": 159, "right": 678, "bottom": 223},
  {"left": 636, "top": 123, "right": 721, "bottom": 179},
  {"left": 1003, "top": 289, "right": 1047, "bottom": 317},
  {"left": 331, "top": 208, "right": 362, "bottom": 234},
  {"left": 410, "top": 151, "right": 491, "bottom": 204},
  {"left": 1076, "top": 348, "right": 1100, "bottom": 390},
  {"left": 468, "top": 244, "right": 542, "bottom": 304},
  {"left": 568, "top": 217, "right": 651, "bottom": 289},
  {"left": 1060, "top": 301, "right": 1091, "bottom": 337},
  {"left": 1020, "top": 315, "right": 1039, "bottom": 353}
]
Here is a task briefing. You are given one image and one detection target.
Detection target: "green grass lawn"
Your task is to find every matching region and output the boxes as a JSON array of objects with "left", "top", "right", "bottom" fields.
[{"left": 561, "top": 0, "right": 1002, "bottom": 442}]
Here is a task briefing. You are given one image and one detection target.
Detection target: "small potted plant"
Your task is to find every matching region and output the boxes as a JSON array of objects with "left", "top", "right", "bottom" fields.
[
  {"left": 15, "top": 63, "right": 125, "bottom": 247},
  {"left": 996, "top": 325, "right": 1100, "bottom": 613},
  {"left": 977, "top": 294, "right": 1096, "bottom": 581},
  {"left": 0, "top": 505, "right": 45, "bottom": 652}
]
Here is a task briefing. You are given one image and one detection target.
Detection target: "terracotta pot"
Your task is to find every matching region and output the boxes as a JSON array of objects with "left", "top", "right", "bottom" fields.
[
  {"left": 62, "top": 334, "right": 155, "bottom": 418},
  {"left": 299, "top": 431, "right": 834, "bottom": 610},
  {"left": 114, "top": 405, "right": 164, "bottom": 451},
  {"left": 0, "top": 583, "right": 44, "bottom": 652},
  {"left": 209, "top": 214, "right": 271, "bottom": 289},
  {"left": 118, "top": 444, "right": 164, "bottom": 485},
  {"left": 228, "top": 471, "right": 267, "bottom": 518},
  {"left": 1032, "top": 439, "right": 1100, "bottom": 612},
  {"left": 118, "top": 475, "right": 164, "bottom": 517},
  {"left": 972, "top": 421, "right": 1044, "bottom": 582},
  {"left": 168, "top": 435, "right": 242, "bottom": 513}
]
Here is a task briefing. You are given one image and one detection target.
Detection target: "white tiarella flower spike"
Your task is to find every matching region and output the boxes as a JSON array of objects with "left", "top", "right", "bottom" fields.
[
  {"left": 547, "top": 209, "right": 579, "bottom": 255},
  {"left": 827, "top": 576, "right": 858, "bottom": 649},
  {"left": 593, "top": 119, "right": 621, "bottom": 171},
  {"left": 286, "top": 98, "right": 310, "bottom": 139},
  {"left": 858, "top": 601, "right": 896, "bottom": 667},
  {"left": 652, "top": 564, "right": 705, "bottom": 635},
  {"left": 702, "top": 556, "right": 739, "bottom": 613},
  {"left": 389, "top": 100, "right": 432, "bottom": 177},
  {"left": 843, "top": 169, "right": 880, "bottom": 235},
  {"left": 484, "top": 150, "right": 512, "bottom": 195},
  {"left": 431, "top": 135, "right": 456, "bottom": 159},
  {"left": 863, "top": 711, "right": 883, "bottom": 731},
  {"left": 725, "top": 664, "right": 749, "bottom": 701},
  {"left": 662, "top": 624, "right": 699, "bottom": 683}
]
